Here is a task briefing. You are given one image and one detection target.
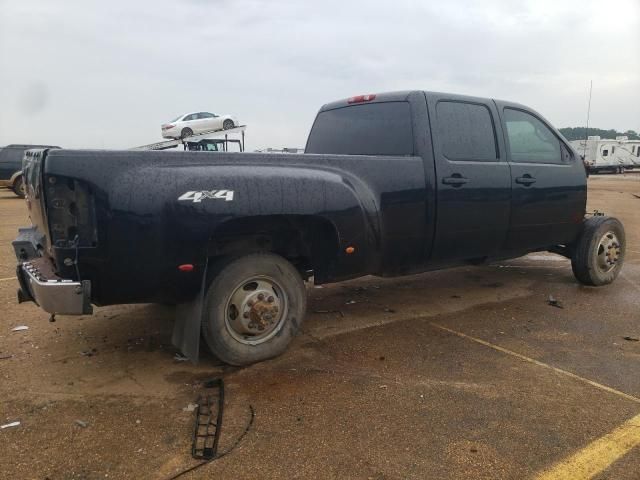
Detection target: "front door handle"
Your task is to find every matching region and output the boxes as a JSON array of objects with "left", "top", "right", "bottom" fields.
[
  {"left": 515, "top": 175, "right": 536, "bottom": 186},
  {"left": 442, "top": 175, "right": 469, "bottom": 187}
]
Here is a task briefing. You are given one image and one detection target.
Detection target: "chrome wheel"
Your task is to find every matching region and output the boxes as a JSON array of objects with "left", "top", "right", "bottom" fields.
[
  {"left": 224, "top": 276, "right": 288, "bottom": 345},
  {"left": 595, "top": 231, "right": 621, "bottom": 273}
]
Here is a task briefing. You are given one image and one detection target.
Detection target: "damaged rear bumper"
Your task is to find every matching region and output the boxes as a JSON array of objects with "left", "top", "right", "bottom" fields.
[{"left": 16, "top": 257, "right": 92, "bottom": 315}]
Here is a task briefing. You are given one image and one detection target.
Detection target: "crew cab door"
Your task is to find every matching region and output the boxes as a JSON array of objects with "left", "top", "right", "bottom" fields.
[
  {"left": 496, "top": 104, "right": 586, "bottom": 252},
  {"left": 426, "top": 94, "right": 511, "bottom": 263}
]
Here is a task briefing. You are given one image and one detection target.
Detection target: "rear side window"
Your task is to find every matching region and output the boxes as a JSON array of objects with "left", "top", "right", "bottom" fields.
[
  {"left": 436, "top": 101, "right": 497, "bottom": 161},
  {"left": 305, "top": 102, "right": 414, "bottom": 156},
  {"left": 504, "top": 108, "right": 561, "bottom": 164}
]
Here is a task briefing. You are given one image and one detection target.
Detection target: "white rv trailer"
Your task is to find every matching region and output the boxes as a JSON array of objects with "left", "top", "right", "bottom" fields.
[{"left": 570, "top": 136, "right": 640, "bottom": 173}]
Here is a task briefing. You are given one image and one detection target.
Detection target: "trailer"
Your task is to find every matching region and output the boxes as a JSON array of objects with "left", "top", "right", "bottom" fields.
[
  {"left": 570, "top": 136, "right": 640, "bottom": 173},
  {"left": 132, "top": 126, "right": 246, "bottom": 152}
]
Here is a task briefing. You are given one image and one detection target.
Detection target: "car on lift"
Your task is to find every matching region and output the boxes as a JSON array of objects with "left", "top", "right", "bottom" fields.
[{"left": 161, "top": 112, "right": 239, "bottom": 139}]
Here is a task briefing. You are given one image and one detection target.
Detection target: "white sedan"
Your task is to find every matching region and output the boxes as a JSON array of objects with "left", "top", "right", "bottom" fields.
[{"left": 161, "top": 112, "right": 239, "bottom": 139}]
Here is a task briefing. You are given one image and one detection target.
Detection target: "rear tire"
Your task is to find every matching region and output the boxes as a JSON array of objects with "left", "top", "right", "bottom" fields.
[
  {"left": 223, "top": 119, "right": 234, "bottom": 130},
  {"left": 12, "top": 176, "right": 25, "bottom": 198},
  {"left": 180, "top": 128, "right": 193, "bottom": 139},
  {"left": 571, "top": 216, "right": 625, "bottom": 286},
  {"left": 201, "top": 253, "right": 307, "bottom": 366}
]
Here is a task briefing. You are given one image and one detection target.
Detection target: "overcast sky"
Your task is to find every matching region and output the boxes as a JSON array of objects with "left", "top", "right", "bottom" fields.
[{"left": 0, "top": 0, "right": 638, "bottom": 150}]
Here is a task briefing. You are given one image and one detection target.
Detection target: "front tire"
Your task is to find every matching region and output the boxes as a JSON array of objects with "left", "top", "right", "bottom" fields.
[
  {"left": 571, "top": 216, "right": 625, "bottom": 286},
  {"left": 201, "top": 253, "right": 307, "bottom": 365},
  {"left": 223, "top": 119, "right": 234, "bottom": 130},
  {"left": 12, "top": 176, "right": 25, "bottom": 198}
]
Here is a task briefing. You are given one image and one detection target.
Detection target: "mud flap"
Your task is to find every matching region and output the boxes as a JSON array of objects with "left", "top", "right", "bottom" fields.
[{"left": 172, "top": 262, "right": 208, "bottom": 364}]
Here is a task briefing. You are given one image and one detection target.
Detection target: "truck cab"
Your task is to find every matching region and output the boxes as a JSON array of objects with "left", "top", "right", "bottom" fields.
[{"left": 305, "top": 91, "right": 587, "bottom": 268}]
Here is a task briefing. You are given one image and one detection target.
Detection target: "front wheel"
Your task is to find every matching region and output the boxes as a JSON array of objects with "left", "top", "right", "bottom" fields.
[
  {"left": 12, "top": 175, "right": 25, "bottom": 198},
  {"left": 201, "top": 253, "right": 307, "bottom": 365},
  {"left": 571, "top": 216, "right": 625, "bottom": 286}
]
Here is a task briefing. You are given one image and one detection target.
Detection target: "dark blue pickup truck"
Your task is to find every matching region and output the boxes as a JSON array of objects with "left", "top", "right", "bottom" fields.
[{"left": 13, "top": 91, "right": 625, "bottom": 365}]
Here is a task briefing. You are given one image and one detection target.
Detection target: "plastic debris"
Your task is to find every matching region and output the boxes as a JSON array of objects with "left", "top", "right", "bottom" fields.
[
  {"left": 1, "top": 421, "right": 20, "bottom": 429},
  {"left": 11, "top": 326, "right": 29, "bottom": 332},
  {"left": 75, "top": 420, "right": 88, "bottom": 428},
  {"left": 183, "top": 403, "right": 198, "bottom": 412},
  {"left": 547, "top": 295, "right": 564, "bottom": 309}
]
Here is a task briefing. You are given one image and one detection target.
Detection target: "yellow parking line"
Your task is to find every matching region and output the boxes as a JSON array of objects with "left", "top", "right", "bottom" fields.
[
  {"left": 534, "top": 412, "right": 640, "bottom": 480},
  {"left": 430, "top": 323, "right": 640, "bottom": 479},
  {"left": 429, "top": 323, "right": 640, "bottom": 405}
]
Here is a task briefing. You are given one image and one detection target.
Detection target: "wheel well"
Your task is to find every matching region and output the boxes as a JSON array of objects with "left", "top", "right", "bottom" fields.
[{"left": 208, "top": 215, "right": 340, "bottom": 280}]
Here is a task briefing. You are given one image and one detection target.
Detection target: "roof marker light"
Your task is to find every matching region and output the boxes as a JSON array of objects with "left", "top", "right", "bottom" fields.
[{"left": 348, "top": 94, "right": 376, "bottom": 104}]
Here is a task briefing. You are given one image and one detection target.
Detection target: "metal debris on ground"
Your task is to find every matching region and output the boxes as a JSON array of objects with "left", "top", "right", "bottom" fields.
[
  {"left": 167, "top": 400, "right": 255, "bottom": 480},
  {"left": 173, "top": 353, "right": 189, "bottom": 362},
  {"left": 75, "top": 420, "right": 88, "bottom": 428},
  {"left": 1, "top": 421, "right": 20, "bottom": 429},
  {"left": 11, "top": 326, "right": 29, "bottom": 332},
  {"left": 547, "top": 295, "right": 564, "bottom": 309},
  {"left": 192, "top": 378, "right": 224, "bottom": 460},
  {"left": 623, "top": 336, "right": 640, "bottom": 342}
]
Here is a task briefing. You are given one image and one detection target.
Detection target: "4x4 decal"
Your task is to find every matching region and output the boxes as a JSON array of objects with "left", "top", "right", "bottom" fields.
[{"left": 178, "top": 190, "right": 235, "bottom": 203}]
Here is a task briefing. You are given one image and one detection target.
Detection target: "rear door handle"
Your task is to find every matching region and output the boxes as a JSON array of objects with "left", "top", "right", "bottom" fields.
[
  {"left": 442, "top": 175, "right": 469, "bottom": 186},
  {"left": 515, "top": 175, "right": 536, "bottom": 186}
]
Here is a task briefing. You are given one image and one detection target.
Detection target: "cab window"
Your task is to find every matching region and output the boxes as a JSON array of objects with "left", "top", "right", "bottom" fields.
[
  {"left": 436, "top": 101, "right": 498, "bottom": 161},
  {"left": 305, "top": 102, "right": 414, "bottom": 156},
  {"left": 504, "top": 109, "right": 562, "bottom": 164}
]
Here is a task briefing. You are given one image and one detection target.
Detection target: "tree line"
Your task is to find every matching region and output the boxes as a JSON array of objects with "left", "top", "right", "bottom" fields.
[{"left": 559, "top": 127, "right": 640, "bottom": 141}]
